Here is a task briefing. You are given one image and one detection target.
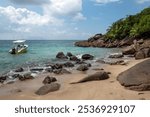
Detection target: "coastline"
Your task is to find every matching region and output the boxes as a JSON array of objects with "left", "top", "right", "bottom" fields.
[{"left": 0, "top": 58, "right": 149, "bottom": 100}]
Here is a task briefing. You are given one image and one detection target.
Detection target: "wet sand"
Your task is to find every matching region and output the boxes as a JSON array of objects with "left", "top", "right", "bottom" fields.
[{"left": 0, "top": 58, "right": 150, "bottom": 100}]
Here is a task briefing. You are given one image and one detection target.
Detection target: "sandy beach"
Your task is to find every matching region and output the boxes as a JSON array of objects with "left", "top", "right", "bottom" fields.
[{"left": 0, "top": 58, "right": 149, "bottom": 100}]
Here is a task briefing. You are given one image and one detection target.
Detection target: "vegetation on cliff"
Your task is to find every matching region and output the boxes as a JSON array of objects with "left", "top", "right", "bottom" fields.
[{"left": 105, "top": 7, "right": 150, "bottom": 40}]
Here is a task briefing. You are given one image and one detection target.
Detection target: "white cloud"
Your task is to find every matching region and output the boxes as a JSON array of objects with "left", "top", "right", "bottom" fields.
[
  {"left": 0, "top": 0, "right": 87, "bottom": 39},
  {"left": 43, "top": 0, "right": 82, "bottom": 16},
  {"left": 10, "top": 0, "right": 49, "bottom": 5},
  {"left": 95, "top": 0, "right": 120, "bottom": 4},
  {"left": 73, "top": 13, "right": 87, "bottom": 21},
  {"left": 0, "top": 6, "right": 51, "bottom": 26},
  {"left": 136, "top": 0, "right": 150, "bottom": 3}
]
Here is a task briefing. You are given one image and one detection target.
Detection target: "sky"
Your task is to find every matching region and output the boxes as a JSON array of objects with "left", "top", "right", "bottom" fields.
[{"left": 0, "top": 0, "right": 149, "bottom": 40}]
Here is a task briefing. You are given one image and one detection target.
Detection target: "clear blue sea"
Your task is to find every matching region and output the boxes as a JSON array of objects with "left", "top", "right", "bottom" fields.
[{"left": 0, "top": 40, "right": 120, "bottom": 74}]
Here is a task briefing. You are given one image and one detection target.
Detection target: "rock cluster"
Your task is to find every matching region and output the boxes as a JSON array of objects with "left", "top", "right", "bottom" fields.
[{"left": 122, "top": 39, "right": 150, "bottom": 59}]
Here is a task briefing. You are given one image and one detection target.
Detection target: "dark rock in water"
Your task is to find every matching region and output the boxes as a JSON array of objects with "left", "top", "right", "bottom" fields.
[
  {"left": 82, "top": 54, "right": 94, "bottom": 60},
  {"left": 45, "top": 68, "right": 53, "bottom": 73},
  {"left": 117, "top": 59, "right": 150, "bottom": 91},
  {"left": 12, "top": 74, "right": 23, "bottom": 79},
  {"left": 122, "top": 46, "right": 136, "bottom": 55},
  {"left": 35, "top": 83, "right": 61, "bottom": 95},
  {"left": 30, "top": 67, "right": 44, "bottom": 72},
  {"left": 77, "top": 64, "right": 89, "bottom": 71},
  {"left": 69, "top": 55, "right": 79, "bottom": 61},
  {"left": 66, "top": 52, "right": 73, "bottom": 57},
  {"left": 19, "top": 73, "right": 34, "bottom": 81},
  {"left": 51, "top": 64, "right": 63, "bottom": 69},
  {"left": 15, "top": 67, "right": 24, "bottom": 72},
  {"left": 53, "top": 69, "right": 71, "bottom": 74},
  {"left": 43, "top": 76, "right": 57, "bottom": 84},
  {"left": 71, "top": 71, "right": 109, "bottom": 84},
  {"left": 108, "top": 53, "right": 123, "bottom": 58},
  {"left": 53, "top": 69, "right": 62, "bottom": 74},
  {"left": 0, "top": 75, "right": 7, "bottom": 83},
  {"left": 56, "top": 52, "right": 68, "bottom": 59},
  {"left": 63, "top": 62, "right": 74, "bottom": 67},
  {"left": 75, "top": 59, "right": 85, "bottom": 64}
]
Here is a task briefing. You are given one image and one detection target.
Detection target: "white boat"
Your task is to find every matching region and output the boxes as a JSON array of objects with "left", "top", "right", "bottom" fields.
[{"left": 9, "top": 40, "right": 28, "bottom": 54}]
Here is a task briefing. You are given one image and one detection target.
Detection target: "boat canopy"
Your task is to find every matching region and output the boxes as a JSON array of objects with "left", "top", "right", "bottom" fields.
[{"left": 13, "top": 40, "right": 26, "bottom": 44}]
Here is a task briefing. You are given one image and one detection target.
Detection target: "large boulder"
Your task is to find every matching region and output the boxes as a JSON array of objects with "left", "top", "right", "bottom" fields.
[
  {"left": 71, "top": 71, "right": 109, "bottom": 84},
  {"left": 117, "top": 59, "right": 150, "bottom": 91},
  {"left": 122, "top": 45, "right": 136, "bottom": 55},
  {"left": 135, "top": 50, "right": 145, "bottom": 59},
  {"left": 82, "top": 54, "right": 94, "bottom": 60},
  {"left": 135, "top": 48, "right": 150, "bottom": 59},
  {"left": 77, "top": 64, "right": 89, "bottom": 71},
  {"left": 43, "top": 76, "right": 57, "bottom": 84},
  {"left": 56, "top": 52, "right": 68, "bottom": 59},
  {"left": 35, "top": 83, "right": 61, "bottom": 95}
]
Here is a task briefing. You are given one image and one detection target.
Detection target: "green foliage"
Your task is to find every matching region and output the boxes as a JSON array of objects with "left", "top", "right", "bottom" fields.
[{"left": 106, "top": 7, "right": 150, "bottom": 40}]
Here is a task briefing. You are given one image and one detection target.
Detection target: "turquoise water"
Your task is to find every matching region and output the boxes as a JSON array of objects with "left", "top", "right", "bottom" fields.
[{"left": 0, "top": 40, "right": 120, "bottom": 74}]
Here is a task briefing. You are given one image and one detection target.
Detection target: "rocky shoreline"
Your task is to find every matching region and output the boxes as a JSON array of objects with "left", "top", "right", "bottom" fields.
[{"left": 0, "top": 49, "right": 150, "bottom": 98}]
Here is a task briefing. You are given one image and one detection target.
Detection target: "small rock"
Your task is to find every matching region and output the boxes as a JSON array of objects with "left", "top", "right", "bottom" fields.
[
  {"left": 51, "top": 64, "right": 63, "bottom": 69},
  {"left": 15, "top": 67, "right": 24, "bottom": 72},
  {"left": 69, "top": 55, "right": 79, "bottom": 61},
  {"left": 63, "top": 62, "right": 74, "bottom": 67},
  {"left": 35, "top": 83, "right": 61, "bottom": 95},
  {"left": 61, "top": 69, "right": 71, "bottom": 74},
  {"left": 56, "top": 52, "right": 68, "bottom": 59},
  {"left": 43, "top": 76, "right": 57, "bottom": 84},
  {"left": 0, "top": 75, "right": 7, "bottom": 83},
  {"left": 19, "top": 73, "right": 34, "bottom": 81},
  {"left": 66, "top": 52, "right": 73, "bottom": 57},
  {"left": 77, "top": 64, "right": 89, "bottom": 71},
  {"left": 45, "top": 68, "right": 53, "bottom": 73},
  {"left": 108, "top": 53, "right": 123, "bottom": 58},
  {"left": 30, "top": 67, "right": 44, "bottom": 72},
  {"left": 82, "top": 54, "right": 94, "bottom": 60}
]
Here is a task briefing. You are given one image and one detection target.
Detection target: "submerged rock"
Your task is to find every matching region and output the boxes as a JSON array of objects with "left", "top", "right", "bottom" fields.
[
  {"left": 15, "top": 67, "right": 24, "bottom": 72},
  {"left": 35, "top": 83, "right": 61, "bottom": 95},
  {"left": 117, "top": 59, "right": 150, "bottom": 91},
  {"left": 82, "top": 54, "right": 94, "bottom": 60}
]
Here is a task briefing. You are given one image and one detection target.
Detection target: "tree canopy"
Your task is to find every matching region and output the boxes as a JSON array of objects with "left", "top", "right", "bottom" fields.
[{"left": 106, "top": 7, "right": 150, "bottom": 40}]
